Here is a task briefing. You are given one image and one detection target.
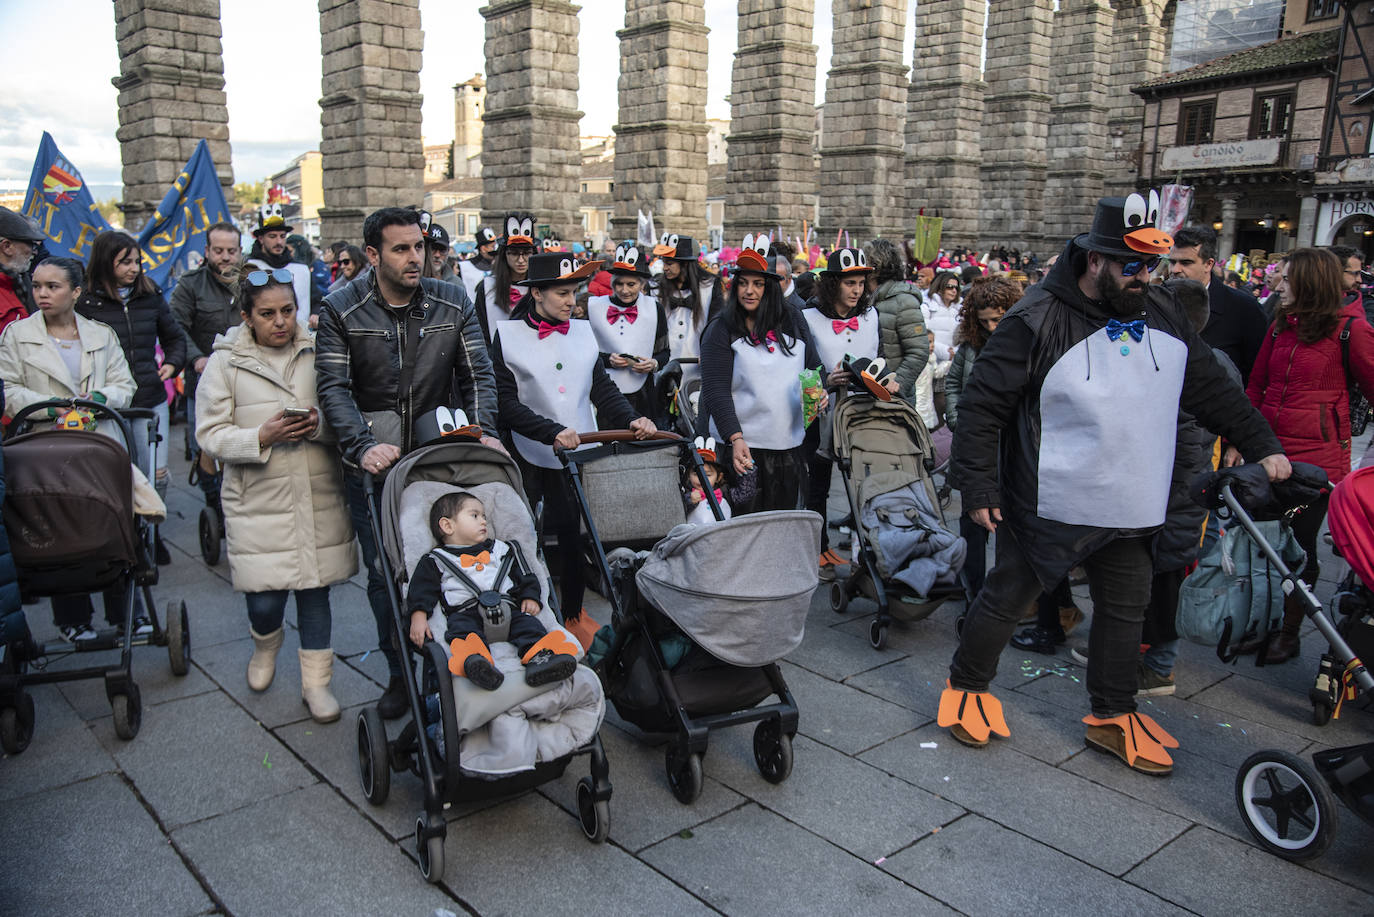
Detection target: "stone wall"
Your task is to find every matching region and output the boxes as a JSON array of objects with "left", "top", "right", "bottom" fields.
[
  {"left": 904, "top": 0, "right": 986, "bottom": 249},
  {"left": 610, "top": 0, "right": 710, "bottom": 242},
  {"left": 724, "top": 0, "right": 818, "bottom": 244},
  {"left": 317, "top": 0, "right": 425, "bottom": 245},
  {"left": 1104, "top": 0, "right": 1170, "bottom": 196},
  {"left": 112, "top": 0, "right": 233, "bottom": 231},
  {"left": 818, "top": 0, "right": 907, "bottom": 242},
  {"left": 480, "top": 0, "right": 584, "bottom": 244}
]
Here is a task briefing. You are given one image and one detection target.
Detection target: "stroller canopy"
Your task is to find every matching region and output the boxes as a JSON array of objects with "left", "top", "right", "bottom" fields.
[{"left": 1328, "top": 465, "right": 1374, "bottom": 588}]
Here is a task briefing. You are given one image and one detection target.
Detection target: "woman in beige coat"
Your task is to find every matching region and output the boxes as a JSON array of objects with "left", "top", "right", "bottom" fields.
[{"left": 196, "top": 268, "right": 356, "bottom": 722}]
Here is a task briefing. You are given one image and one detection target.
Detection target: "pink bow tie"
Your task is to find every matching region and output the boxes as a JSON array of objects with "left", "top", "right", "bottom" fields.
[
  {"left": 537, "top": 320, "right": 570, "bottom": 339},
  {"left": 694, "top": 487, "right": 724, "bottom": 504},
  {"left": 606, "top": 304, "right": 638, "bottom": 324},
  {"left": 751, "top": 329, "right": 778, "bottom": 352},
  {"left": 832, "top": 317, "right": 859, "bottom": 334},
  {"left": 508, "top": 286, "right": 524, "bottom": 306}
]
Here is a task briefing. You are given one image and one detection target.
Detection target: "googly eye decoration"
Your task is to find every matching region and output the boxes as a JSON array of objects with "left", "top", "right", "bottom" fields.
[
  {"left": 479, "top": 227, "right": 495, "bottom": 243},
  {"left": 452, "top": 408, "right": 470, "bottom": 429},
  {"left": 506, "top": 214, "right": 522, "bottom": 238},
  {"left": 258, "top": 203, "right": 284, "bottom": 224},
  {"left": 433, "top": 406, "right": 456, "bottom": 435},
  {"left": 615, "top": 243, "right": 629, "bottom": 264},
  {"left": 419, "top": 210, "right": 433, "bottom": 232},
  {"left": 624, "top": 246, "right": 639, "bottom": 266},
  {"left": 1147, "top": 189, "right": 1160, "bottom": 226},
  {"left": 749, "top": 233, "right": 770, "bottom": 256},
  {"left": 520, "top": 217, "right": 534, "bottom": 239},
  {"left": 1123, "top": 193, "right": 1148, "bottom": 229},
  {"left": 742, "top": 233, "right": 756, "bottom": 251},
  {"left": 694, "top": 435, "right": 706, "bottom": 450},
  {"left": 857, "top": 249, "right": 868, "bottom": 267},
  {"left": 660, "top": 232, "right": 671, "bottom": 246},
  {"left": 839, "top": 249, "right": 856, "bottom": 270},
  {"left": 667, "top": 233, "right": 679, "bottom": 251},
  {"left": 559, "top": 257, "right": 573, "bottom": 276}
]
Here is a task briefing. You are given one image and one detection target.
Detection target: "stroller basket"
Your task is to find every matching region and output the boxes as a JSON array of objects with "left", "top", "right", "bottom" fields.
[{"left": 577, "top": 444, "right": 687, "bottom": 547}]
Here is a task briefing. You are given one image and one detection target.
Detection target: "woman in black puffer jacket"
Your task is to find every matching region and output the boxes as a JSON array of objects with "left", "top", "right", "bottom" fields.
[{"left": 78, "top": 231, "right": 187, "bottom": 563}]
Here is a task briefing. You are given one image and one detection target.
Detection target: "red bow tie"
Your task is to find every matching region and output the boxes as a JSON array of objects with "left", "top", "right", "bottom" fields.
[
  {"left": 537, "top": 320, "right": 570, "bottom": 339},
  {"left": 693, "top": 487, "right": 724, "bottom": 504},
  {"left": 459, "top": 550, "right": 491, "bottom": 570},
  {"left": 606, "top": 303, "right": 638, "bottom": 324},
  {"left": 751, "top": 329, "right": 778, "bottom": 352},
  {"left": 508, "top": 286, "right": 523, "bottom": 306},
  {"left": 832, "top": 317, "right": 859, "bottom": 334}
]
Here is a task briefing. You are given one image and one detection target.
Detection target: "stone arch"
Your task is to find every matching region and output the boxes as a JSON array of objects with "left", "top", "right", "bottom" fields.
[{"left": 1104, "top": 0, "right": 1170, "bottom": 195}]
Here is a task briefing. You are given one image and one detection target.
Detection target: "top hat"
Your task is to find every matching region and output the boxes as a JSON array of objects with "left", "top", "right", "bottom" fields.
[
  {"left": 608, "top": 241, "right": 651, "bottom": 278},
  {"left": 413, "top": 406, "right": 482, "bottom": 448},
  {"left": 820, "top": 247, "right": 873, "bottom": 276},
  {"left": 255, "top": 203, "right": 292, "bottom": 236},
  {"left": 1074, "top": 192, "right": 1173, "bottom": 258},
  {"left": 475, "top": 226, "right": 497, "bottom": 247},
  {"left": 734, "top": 233, "right": 781, "bottom": 280},
  {"left": 653, "top": 232, "right": 700, "bottom": 261},
  {"left": 524, "top": 252, "right": 602, "bottom": 288},
  {"left": 501, "top": 212, "right": 539, "bottom": 249}
]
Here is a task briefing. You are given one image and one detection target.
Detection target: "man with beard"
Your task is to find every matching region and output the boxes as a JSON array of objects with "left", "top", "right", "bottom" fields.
[
  {"left": 0, "top": 207, "right": 43, "bottom": 333},
  {"left": 246, "top": 204, "right": 318, "bottom": 327},
  {"left": 938, "top": 194, "right": 1289, "bottom": 776}
]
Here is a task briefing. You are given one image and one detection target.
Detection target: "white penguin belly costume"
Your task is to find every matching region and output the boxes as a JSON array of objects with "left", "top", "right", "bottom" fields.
[
  {"left": 803, "top": 307, "right": 879, "bottom": 372},
  {"left": 587, "top": 293, "right": 658, "bottom": 394},
  {"left": 711, "top": 333, "right": 805, "bottom": 451},
  {"left": 495, "top": 319, "right": 598, "bottom": 469}
]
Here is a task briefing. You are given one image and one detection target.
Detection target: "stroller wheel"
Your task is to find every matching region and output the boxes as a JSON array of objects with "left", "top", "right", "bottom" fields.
[
  {"left": 414, "top": 816, "right": 445, "bottom": 884},
  {"left": 198, "top": 507, "right": 222, "bottom": 566},
  {"left": 829, "top": 581, "right": 849, "bottom": 614},
  {"left": 665, "top": 745, "right": 703, "bottom": 804},
  {"left": 1235, "top": 750, "right": 1338, "bottom": 861},
  {"left": 111, "top": 685, "right": 142, "bottom": 741},
  {"left": 166, "top": 601, "right": 190, "bottom": 677},
  {"left": 576, "top": 776, "right": 610, "bottom": 843},
  {"left": 0, "top": 692, "right": 36, "bottom": 755},
  {"left": 955, "top": 613, "right": 966, "bottom": 638},
  {"left": 1311, "top": 699, "right": 1334, "bottom": 727},
  {"left": 869, "top": 620, "right": 888, "bottom": 650},
  {"left": 357, "top": 707, "right": 391, "bottom": 806},
  {"left": 753, "top": 719, "right": 794, "bottom": 784}
]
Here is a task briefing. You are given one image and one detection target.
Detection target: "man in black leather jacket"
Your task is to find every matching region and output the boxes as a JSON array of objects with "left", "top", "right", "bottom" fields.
[{"left": 316, "top": 206, "right": 499, "bottom": 718}]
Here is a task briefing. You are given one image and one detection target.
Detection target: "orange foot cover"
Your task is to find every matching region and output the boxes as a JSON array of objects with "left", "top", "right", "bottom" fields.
[
  {"left": 937, "top": 680, "right": 1010, "bottom": 744},
  {"left": 1082, "top": 712, "right": 1179, "bottom": 768}
]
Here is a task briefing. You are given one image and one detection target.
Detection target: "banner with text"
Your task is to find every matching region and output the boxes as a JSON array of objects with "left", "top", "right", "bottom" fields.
[
  {"left": 137, "top": 139, "right": 232, "bottom": 291},
  {"left": 22, "top": 131, "right": 113, "bottom": 262}
]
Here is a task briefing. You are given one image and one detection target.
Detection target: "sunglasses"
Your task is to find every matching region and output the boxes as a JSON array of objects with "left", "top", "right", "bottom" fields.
[
  {"left": 246, "top": 268, "right": 293, "bottom": 287},
  {"left": 1112, "top": 255, "right": 1161, "bottom": 277},
  {"left": 337, "top": 258, "right": 352, "bottom": 266}
]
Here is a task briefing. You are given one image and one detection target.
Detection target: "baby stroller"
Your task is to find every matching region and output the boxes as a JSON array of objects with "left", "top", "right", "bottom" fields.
[
  {"left": 188, "top": 452, "right": 224, "bottom": 566},
  {"left": 563, "top": 430, "right": 818, "bottom": 803},
  {"left": 1317, "top": 464, "right": 1374, "bottom": 725},
  {"left": 827, "top": 387, "right": 965, "bottom": 649},
  {"left": 353, "top": 440, "right": 611, "bottom": 884},
  {"left": 1192, "top": 464, "right": 1374, "bottom": 861},
  {"left": 654, "top": 357, "right": 701, "bottom": 438},
  {"left": 0, "top": 399, "right": 190, "bottom": 753}
]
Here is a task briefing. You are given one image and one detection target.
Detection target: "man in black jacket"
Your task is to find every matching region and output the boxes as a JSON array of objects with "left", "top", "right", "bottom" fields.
[
  {"left": 941, "top": 195, "right": 1289, "bottom": 775},
  {"left": 316, "top": 206, "right": 500, "bottom": 717},
  {"left": 1168, "top": 227, "right": 1267, "bottom": 384}
]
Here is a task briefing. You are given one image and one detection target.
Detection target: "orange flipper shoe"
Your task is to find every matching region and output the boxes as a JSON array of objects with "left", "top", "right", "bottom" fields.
[
  {"left": 448, "top": 633, "right": 504, "bottom": 690},
  {"left": 1082, "top": 712, "right": 1179, "bottom": 776},
  {"left": 937, "top": 680, "right": 1010, "bottom": 747},
  {"left": 565, "top": 610, "right": 601, "bottom": 652}
]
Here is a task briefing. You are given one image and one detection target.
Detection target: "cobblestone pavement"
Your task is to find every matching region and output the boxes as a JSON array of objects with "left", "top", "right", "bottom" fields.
[{"left": 3, "top": 433, "right": 1372, "bottom": 916}]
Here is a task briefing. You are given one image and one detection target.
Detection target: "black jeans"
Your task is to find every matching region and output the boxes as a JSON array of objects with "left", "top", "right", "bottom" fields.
[
  {"left": 950, "top": 529, "right": 1152, "bottom": 717},
  {"left": 1031, "top": 578, "right": 1075, "bottom": 631},
  {"left": 344, "top": 472, "right": 402, "bottom": 678},
  {"left": 51, "top": 584, "right": 143, "bottom": 629},
  {"left": 517, "top": 459, "right": 586, "bottom": 620},
  {"left": 1288, "top": 491, "right": 1330, "bottom": 587},
  {"left": 959, "top": 515, "right": 989, "bottom": 600},
  {"left": 739, "top": 447, "right": 806, "bottom": 515},
  {"left": 802, "top": 421, "right": 833, "bottom": 549}
]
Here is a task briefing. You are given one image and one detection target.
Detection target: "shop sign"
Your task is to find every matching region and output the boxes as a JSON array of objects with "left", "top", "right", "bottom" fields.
[{"left": 1161, "top": 138, "right": 1281, "bottom": 171}]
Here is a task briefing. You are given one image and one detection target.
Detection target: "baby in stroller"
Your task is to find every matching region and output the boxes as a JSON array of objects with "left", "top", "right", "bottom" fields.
[
  {"left": 406, "top": 491, "right": 579, "bottom": 691},
  {"left": 681, "top": 437, "right": 733, "bottom": 525}
]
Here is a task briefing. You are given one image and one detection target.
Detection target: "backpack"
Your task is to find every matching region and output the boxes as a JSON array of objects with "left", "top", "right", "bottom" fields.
[
  {"left": 1175, "top": 520, "right": 1306, "bottom": 662},
  {"left": 1339, "top": 316, "right": 1371, "bottom": 437}
]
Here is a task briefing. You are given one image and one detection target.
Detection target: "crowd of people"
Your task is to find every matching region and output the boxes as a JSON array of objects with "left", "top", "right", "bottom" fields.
[{"left": 0, "top": 193, "right": 1370, "bottom": 773}]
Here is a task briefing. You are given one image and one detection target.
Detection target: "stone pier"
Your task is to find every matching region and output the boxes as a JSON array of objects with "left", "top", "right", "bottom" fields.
[
  {"left": 978, "top": 0, "right": 1054, "bottom": 252},
  {"left": 480, "top": 0, "right": 584, "bottom": 245},
  {"left": 112, "top": 0, "right": 234, "bottom": 231},
  {"left": 317, "top": 0, "right": 425, "bottom": 245},
  {"left": 724, "top": 0, "right": 818, "bottom": 244},
  {"left": 1104, "top": 0, "right": 1171, "bottom": 196},
  {"left": 904, "top": 0, "right": 986, "bottom": 249},
  {"left": 610, "top": 0, "right": 710, "bottom": 242},
  {"left": 818, "top": 0, "right": 907, "bottom": 242},
  {"left": 1042, "top": 0, "right": 1113, "bottom": 246}
]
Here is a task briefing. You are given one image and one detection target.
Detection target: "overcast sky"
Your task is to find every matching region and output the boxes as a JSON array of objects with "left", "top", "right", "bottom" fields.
[{"left": 0, "top": 0, "right": 925, "bottom": 193}]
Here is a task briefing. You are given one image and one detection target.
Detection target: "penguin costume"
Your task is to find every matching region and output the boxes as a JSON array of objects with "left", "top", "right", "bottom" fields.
[
  {"left": 586, "top": 242, "right": 668, "bottom": 421},
  {"left": 490, "top": 252, "right": 656, "bottom": 640},
  {"left": 652, "top": 234, "right": 723, "bottom": 385},
  {"left": 458, "top": 225, "right": 498, "bottom": 305},
  {"left": 474, "top": 212, "right": 539, "bottom": 347},
  {"left": 939, "top": 192, "right": 1285, "bottom": 774}
]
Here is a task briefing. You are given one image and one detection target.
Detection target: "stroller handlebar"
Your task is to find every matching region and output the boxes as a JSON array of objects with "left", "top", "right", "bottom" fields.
[
  {"left": 558, "top": 430, "right": 683, "bottom": 451},
  {"left": 8, "top": 398, "right": 138, "bottom": 452}
]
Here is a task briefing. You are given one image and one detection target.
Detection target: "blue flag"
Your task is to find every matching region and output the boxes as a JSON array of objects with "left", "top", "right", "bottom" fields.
[
  {"left": 22, "top": 132, "right": 113, "bottom": 262},
  {"left": 137, "top": 139, "right": 232, "bottom": 291}
]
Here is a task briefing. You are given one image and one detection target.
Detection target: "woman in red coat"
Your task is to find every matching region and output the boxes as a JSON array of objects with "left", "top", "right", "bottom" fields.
[{"left": 1233, "top": 247, "right": 1374, "bottom": 661}]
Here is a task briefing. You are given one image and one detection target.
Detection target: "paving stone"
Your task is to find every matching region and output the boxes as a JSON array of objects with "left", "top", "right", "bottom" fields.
[
  {"left": 641, "top": 803, "right": 956, "bottom": 915},
  {"left": 778, "top": 660, "right": 917, "bottom": 754},
  {"left": 195, "top": 635, "right": 382, "bottom": 729},
  {"left": 0, "top": 773, "right": 211, "bottom": 917},
  {"left": 1125, "top": 824, "right": 1373, "bottom": 915},
  {"left": 541, "top": 721, "right": 746, "bottom": 852},
  {"left": 324, "top": 579, "right": 382, "bottom": 657},
  {"left": 881, "top": 814, "right": 1189, "bottom": 917},
  {"left": 837, "top": 614, "right": 1036, "bottom": 697},
  {"left": 434, "top": 792, "right": 718, "bottom": 915},
  {"left": 860, "top": 724, "right": 1188, "bottom": 875},
  {"left": 172, "top": 782, "right": 453, "bottom": 916},
  {"left": 0, "top": 685, "right": 117, "bottom": 802},
  {"left": 98, "top": 690, "right": 316, "bottom": 830},
  {"left": 785, "top": 610, "right": 909, "bottom": 681},
  {"left": 1188, "top": 671, "right": 1374, "bottom": 747},
  {"left": 706, "top": 729, "right": 964, "bottom": 862},
  {"left": 56, "top": 648, "right": 217, "bottom": 721}
]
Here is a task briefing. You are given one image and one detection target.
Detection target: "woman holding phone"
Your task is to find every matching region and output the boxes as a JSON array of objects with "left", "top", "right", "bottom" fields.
[{"left": 196, "top": 268, "right": 356, "bottom": 722}]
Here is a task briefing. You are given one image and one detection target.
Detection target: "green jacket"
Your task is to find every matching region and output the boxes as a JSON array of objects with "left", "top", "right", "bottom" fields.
[
  {"left": 944, "top": 342, "right": 977, "bottom": 430},
  {"left": 872, "top": 279, "right": 930, "bottom": 404}
]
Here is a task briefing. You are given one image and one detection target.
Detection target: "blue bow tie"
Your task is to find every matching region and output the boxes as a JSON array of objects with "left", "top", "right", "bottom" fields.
[{"left": 1105, "top": 319, "right": 1146, "bottom": 343}]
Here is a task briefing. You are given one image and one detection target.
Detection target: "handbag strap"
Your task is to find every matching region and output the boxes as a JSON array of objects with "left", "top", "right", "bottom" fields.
[{"left": 1339, "top": 316, "right": 1358, "bottom": 393}]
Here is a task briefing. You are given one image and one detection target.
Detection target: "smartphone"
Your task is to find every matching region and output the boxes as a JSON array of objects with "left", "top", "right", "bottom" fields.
[
  {"left": 618, "top": 353, "right": 643, "bottom": 362},
  {"left": 283, "top": 407, "right": 312, "bottom": 419}
]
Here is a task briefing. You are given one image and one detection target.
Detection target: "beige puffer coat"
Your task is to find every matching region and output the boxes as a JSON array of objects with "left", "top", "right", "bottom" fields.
[{"left": 195, "top": 323, "right": 356, "bottom": 593}]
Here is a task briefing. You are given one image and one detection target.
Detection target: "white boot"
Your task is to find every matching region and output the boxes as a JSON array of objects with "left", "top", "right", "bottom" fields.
[
  {"left": 299, "top": 648, "right": 341, "bottom": 723},
  {"left": 247, "top": 627, "right": 284, "bottom": 691}
]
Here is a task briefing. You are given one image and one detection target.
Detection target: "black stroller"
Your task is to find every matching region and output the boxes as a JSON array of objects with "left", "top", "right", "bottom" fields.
[
  {"left": 353, "top": 441, "right": 610, "bottom": 884},
  {"left": 564, "top": 430, "right": 818, "bottom": 803},
  {"left": 1193, "top": 464, "right": 1374, "bottom": 860},
  {"left": 0, "top": 399, "right": 189, "bottom": 753},
  {"left": 654, "top": 357, "right": 701, "bottom": 438}
]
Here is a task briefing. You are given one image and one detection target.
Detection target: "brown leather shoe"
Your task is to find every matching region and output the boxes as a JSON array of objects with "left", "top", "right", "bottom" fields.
[{"left": 1262, "top": 632, "right": 1301, "bottom": 664}]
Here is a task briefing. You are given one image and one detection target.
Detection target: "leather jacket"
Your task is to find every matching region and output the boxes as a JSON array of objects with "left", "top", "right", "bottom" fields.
[{"left": 315, "top": 273, "right": 498, "bottom": 466}]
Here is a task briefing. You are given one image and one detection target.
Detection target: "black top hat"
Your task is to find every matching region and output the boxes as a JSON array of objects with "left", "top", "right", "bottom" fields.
[
  {"left": 255, "top": 203, "right": 292, "bottom": 236},
  {"left": 1074, "top": 192, "right": 1173, "bottom": 259},
  {"left": 820, "top": 247, "right": 873, "bottom": 276},
  {"left": 475, "top": 226, "right": 497, "bottom": 247},
  {"left": 413, "top": 406, "right": 482, "bottom": 447},
  {"left": 524, "top": 252, "right": 602, "bottom": 288},
  {"left": 653, "top": 232, "right": 699, "bottom": 261},
  {"left": 734, "top": 233, "right": 781, "bottom": 280},
  {"left": 608, "top": 241, "right": 651, "bottom": 278},
  {"left": 501, "top": 212, "right": 538, "bottom": 249}
]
